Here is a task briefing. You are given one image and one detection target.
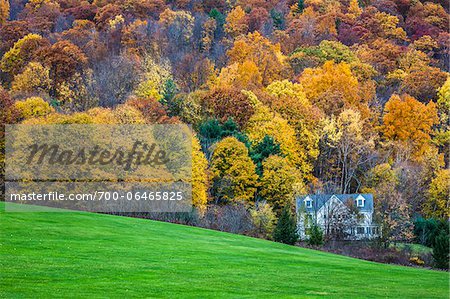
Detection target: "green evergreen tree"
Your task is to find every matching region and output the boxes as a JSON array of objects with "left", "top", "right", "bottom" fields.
[
  {"left": 297, "top": 0, "right": 305, "bottom": 13},
  {"left": 161, "top": 79, "right": 180, "bottom": 116},
  {"left": 270, "top": 9, "right": 285, "bottom": 30},
  {"left": 308, "top": 224, "right": 324, "bottom": 246},
  {"left": 250, "top": 135, "right": 282, "bottom": 175},
  {"left": 432, "top": 230, "right": 449, "bottom": 269},
  {"left": 273, "top": 205, "right": 298, "bottom": 245},
  {"left": 209, "top": 9, "right": 226, "bottom": 28},
  {"left": 198, "top": 118, "right": 250, "bottom": 156}
]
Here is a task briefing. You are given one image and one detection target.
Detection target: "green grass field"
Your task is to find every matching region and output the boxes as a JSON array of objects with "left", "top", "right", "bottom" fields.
[{"left": 1, "top": 203, "right": 448, "bottom": 298}]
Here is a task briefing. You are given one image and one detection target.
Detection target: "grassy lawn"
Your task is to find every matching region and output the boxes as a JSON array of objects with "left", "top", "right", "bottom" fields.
[{"left": 1, "top": 203, "right": 448, "bottom": 298}]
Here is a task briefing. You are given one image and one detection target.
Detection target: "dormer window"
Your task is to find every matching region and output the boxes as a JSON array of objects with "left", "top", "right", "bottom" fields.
[
  {"left": 305, "top": 197, "right": 313, "bottom": 208},
  {"left": 356, "top": 195, "right": 365, "bottom": 207}
]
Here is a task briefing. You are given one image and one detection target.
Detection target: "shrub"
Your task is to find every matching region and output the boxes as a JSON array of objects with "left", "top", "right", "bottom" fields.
[
  {"left": 409, "top": 256, "right": 425, "bottom": 266},
  {"left": 201, "top": 203, "right": 254, "bottom": 234},
  {"left": 250, "top": 201, "right": 276, "bottom": 239}
]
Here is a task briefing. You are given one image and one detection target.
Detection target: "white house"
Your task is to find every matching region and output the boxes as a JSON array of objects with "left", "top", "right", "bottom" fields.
[{"left": 296, "top": 194, "right": 379, "bottom": 240}]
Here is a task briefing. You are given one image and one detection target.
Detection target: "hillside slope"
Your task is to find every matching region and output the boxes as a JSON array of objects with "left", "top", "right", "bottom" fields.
[{"left": 1, "top": 203, "right": 448, "bottom": 298}]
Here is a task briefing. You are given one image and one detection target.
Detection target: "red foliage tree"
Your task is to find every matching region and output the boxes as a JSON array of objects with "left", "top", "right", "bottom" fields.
[
  {"left": 0, "top": 20, "right": 29, "bottom": 55},
  {"left": 246, "top": 7, "right": 269, "bottom": 33},
  {"left": 125, "top": 97, "right": 179, "bottom": 124},
  {"left": 37, "top": 40, "right": 88, "bottom": 85},
  {"left": 64, "top": 3, "right": 98, "bottom": 21},
  {"left": 202, "top": 87, "right": 255, "bottom": 127}
]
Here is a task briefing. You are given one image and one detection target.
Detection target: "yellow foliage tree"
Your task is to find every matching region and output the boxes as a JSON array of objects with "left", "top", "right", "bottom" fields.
[
  {"left": 216, "top": 60, "right": 262, "bottom": 89},
  {"left": 14, "top": 97, "right": 54, "bottom": 120},
  {"left": 347, "top": 0, "right": 362, "bottom": 20},
  {"left": 413, "top": 35, "right": 438, "bottom": 53},
  {"left": 373, "top": 11, "right": 407, "bottom": 41},
  {"left": 335, "top": 109, "right": 375, "bottom": 193},
  {"left": 201, "top": 18, "right": 216, "bottom": 53},
  {"left": 136, "top": 57, "right": 172, "bottom": 101},
  {"left": 192, "top": 136, "right": 208, "bottom": 213},
  {"left": 135, "top": 80, "right": 163, "bottom": 101},
  {"left": 362, "top": 163, "right": 398, "bottom": 196},
  {"left": 113, "top": 104, "right": 146, "bottom": 124},
  {"left": 158, "top": 8, "right": 194, "bottom": 43},
  {"left": 259, "top": 155, "right": 303, "bottom": 213},
  {"left": 265, "top": 80, "right": 322, "bottom": 162},
  {"left": 245, "top": 98, "right": 311, "bottom": 175},
  {"left": 11, "top": 62, "right": 51, "bottom": 95},
  {"left": 423, "top": 169, "right": 450, "bottom": 219},
  {"left": 22, "top": 111, "right": 94, "bottom": 124},
  {"left": 21, "top": 103, "right": 209, "bottom": 212},
  {"left": 435, "top": 78, "right": 450, "bottom": 156},
  {"left": 210, "top": 136, "right": 258, "bottom": 202},
  {"left": 1, "top": 33, "right": 48, "bottom": 76},
  {"left": 86, "top": 107, "right": 117, "bottom": 124},
  {"left": 250, "top": 202, "right": 276, "bottom": 238},
  {"left": 224, "top": 5, "right": 248, "bottom": 38},
  {"left": 299, "top": 60, "right": 369, "bottom": 117}
]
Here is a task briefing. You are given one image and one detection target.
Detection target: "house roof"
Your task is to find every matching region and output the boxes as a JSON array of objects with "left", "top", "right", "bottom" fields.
[{"left": 296, "top": 194, "right": 374, "bottom": 213}]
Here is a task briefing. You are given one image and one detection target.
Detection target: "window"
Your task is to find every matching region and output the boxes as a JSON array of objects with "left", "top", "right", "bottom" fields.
[
  {"left": 356, "top": 199, "right": 365, "bottom": 207},
  {"left": 366, "top": 227, "right": 371, "bottom": 234},
  {"left": 357, "top": 227, "right": 365, "bottom": 234}
]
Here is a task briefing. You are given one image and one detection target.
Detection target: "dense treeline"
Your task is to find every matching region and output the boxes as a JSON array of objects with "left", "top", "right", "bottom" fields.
[{"left": 0, "top": 0, "right": 449, "bottom": 259}]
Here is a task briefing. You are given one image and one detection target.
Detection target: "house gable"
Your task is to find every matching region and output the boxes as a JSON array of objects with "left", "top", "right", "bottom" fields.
[
  {"left": 296, "top": 194, "right": 374, "bottom": 214},
  {"left": 318, "top": 195, "right": 347, "bottom": 215},
  {"left": 304, "top": 196, "right": 313, "bottom": 209},
  {"left": 356, "top": 194, "right": 365, "bottom": 208}
]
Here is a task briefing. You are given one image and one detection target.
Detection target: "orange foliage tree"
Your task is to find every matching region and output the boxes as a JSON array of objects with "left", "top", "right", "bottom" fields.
[
  {"left": 227, "top": 32, "right": 289, "bottom": 85},
  {"left": 298, "top": 60, "right": 369, "bottom": 117},
  {"left": 381, "top": 94, "right": 438, "bottom": 159},
  {"left": 0, "top": 0, "right": 9, "bottom": 25}
]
